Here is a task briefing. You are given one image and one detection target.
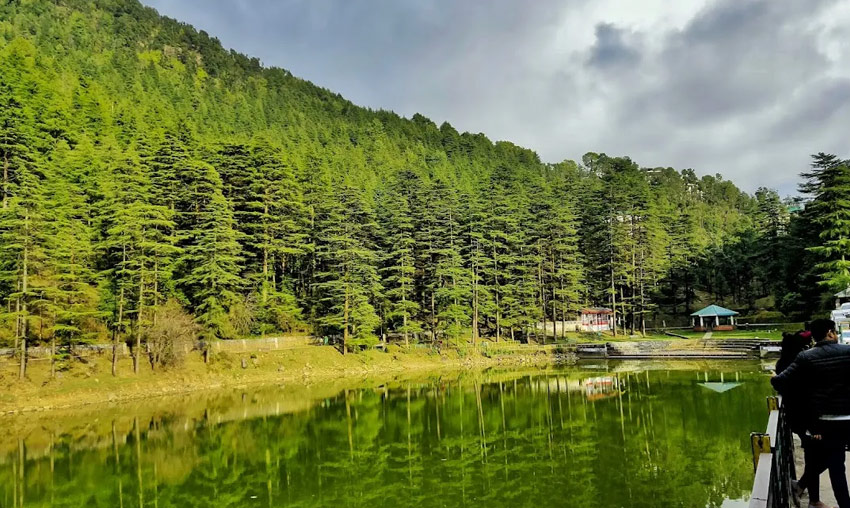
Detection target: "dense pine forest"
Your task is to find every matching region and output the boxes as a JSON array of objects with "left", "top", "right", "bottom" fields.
[{"left": 0, "top": 0, "right": 848, "bottom": 374}]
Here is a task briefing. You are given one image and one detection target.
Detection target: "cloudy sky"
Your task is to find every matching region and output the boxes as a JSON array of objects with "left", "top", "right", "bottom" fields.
[{"left": 143, "top": 0, "right": 850, "bottom": 194}]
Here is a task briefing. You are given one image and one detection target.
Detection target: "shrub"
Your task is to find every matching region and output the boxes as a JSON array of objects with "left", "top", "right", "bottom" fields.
[
  {"left": 228, "top": 300, "right": 255, "bottom": 337},
  {"left": 146, "top": 300, "right": 199, "bottom": 369}
]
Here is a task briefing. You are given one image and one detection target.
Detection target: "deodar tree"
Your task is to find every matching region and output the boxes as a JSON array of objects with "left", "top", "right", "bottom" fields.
[
  {"left": 800, "top": 153, "right": 850, "bottom": 291},
  {"left": 101, "top": 146, "right": 176, "bottom": 374},
  {"left": 177, "top": 161, "right": 244, "bottom": 360},
  {"left": 314, "top": 179, "right": 382, "bottom": 353}
]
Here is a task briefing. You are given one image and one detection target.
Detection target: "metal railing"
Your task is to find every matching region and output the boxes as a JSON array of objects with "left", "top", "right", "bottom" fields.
[{"left": 749, "top": 396, "right": 795, "bottom": 508}]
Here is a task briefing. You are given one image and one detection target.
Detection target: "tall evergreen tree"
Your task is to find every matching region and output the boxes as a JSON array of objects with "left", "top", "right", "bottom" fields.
[
  {"left": 44, "top": 140, "right": 100, "bottom": 375},
  {"left": 535, "top": 166, "right": 584, "bottom": 341},
  {"left": 314, "top": 182, "right": 382, "bottom": 352},
  {"left": 0, "top": 37, "right": 48, "bottom": 377},
  {"left": 800, "top": 153, "right": 850, "bottom": 291},
  {"left": 250, "top": 138, "right": 307, "bottom": 334},
  {"left": 377, "top": 168, "right": 422, "bottom": 345},
  {"left": 431, "top": 179, "right": 470, "bottom": 344},
  {"left": 177, "top": 162, "right": 244, "bottom": 355},
  {"left": 101, "top": 148, "right": 176, "bottom": 374}
]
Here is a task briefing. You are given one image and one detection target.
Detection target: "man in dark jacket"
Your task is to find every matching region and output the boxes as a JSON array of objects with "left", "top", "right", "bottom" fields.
[{"left": 773, "top": 318, "right": 850, "bottom": 508}]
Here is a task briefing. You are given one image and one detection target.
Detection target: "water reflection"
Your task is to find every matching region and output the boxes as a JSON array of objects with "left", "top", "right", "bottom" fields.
[{"left": 0, "top": 364, "right": 772, "bottom": 508}]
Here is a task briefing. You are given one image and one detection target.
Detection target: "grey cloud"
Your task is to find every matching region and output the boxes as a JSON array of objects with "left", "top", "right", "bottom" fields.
[
  {"left": 586, "top": 23, "right": 641, "bottom": 70},
  {"left": 628, "top": 0, "right": 835, "bottom": 123},
  {"left": 144, "top": 0, "right": 850, "bottom": 193},
  {"left": 767, "top": 78, "right": 850, "bottom": 140},
  {"left": 145, "top": 0, "right": 572, "bottom": 113},
  {"left": 584, "top": 0, "right": 848, "bottom": 190}
]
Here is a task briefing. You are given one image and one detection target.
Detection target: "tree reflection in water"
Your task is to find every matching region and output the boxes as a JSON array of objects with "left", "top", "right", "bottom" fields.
[{"left": 0, "top": 365, "right": 772, "bottom": 508}]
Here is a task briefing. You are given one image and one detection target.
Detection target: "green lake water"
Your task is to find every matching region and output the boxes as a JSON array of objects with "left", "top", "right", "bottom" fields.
[{"left": 0, "top": 361, "right": 774, "bottom": 508}]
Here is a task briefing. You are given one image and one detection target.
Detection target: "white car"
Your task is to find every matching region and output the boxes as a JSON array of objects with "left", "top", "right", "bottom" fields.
[
  {"left": 829, "top": 303, "right": 850, "bottom": 343},
  {"left": 832, "top": 302, "right": 850, "bottom": 320}
]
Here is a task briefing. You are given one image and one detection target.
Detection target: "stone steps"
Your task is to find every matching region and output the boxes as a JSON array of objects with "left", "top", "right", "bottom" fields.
[{"left": 599, "top": 340, "right": 767, "bottom": 359}]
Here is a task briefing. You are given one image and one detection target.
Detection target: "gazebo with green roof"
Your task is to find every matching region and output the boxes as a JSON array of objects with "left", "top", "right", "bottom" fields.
[{"left": 691, "top": 304, "right": 739, "bottom": 331}]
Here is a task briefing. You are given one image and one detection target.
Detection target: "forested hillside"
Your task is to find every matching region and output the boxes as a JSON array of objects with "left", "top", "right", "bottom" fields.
[{"left": 0, "top": 0, "right": 842, "bottom": 373}]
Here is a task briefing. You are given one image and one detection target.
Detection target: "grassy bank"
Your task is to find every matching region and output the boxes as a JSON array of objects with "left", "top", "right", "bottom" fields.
[
  {"left": 0, "top": 345, "right": 573, "bottom": 415},
  {"left": 650, "top": 329, "right": 786, "bottom": 340}
]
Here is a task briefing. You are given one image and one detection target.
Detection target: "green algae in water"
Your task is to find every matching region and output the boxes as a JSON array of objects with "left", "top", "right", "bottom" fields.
[{"left": 0, "top": 364, "right": 773, "bottom": 507}]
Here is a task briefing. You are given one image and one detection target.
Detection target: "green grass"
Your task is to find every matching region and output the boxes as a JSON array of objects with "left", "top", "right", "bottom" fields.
[
  {"left": 656, "top": 329, "right": 784, "bottom": 340},
  {"left": 708, "top": 329, "right": 784, "bottom": 340},
  {"left": 542, "top": 328, "right": 788, "bottom": 342}
]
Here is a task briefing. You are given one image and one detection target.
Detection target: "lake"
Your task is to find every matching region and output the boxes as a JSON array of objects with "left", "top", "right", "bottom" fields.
[{"left": 0, "top": 361, "right": 773, "bottom": 508}]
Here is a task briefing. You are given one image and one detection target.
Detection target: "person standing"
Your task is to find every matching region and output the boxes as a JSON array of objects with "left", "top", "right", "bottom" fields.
[
  {"left": 776, "top": 330, "right": 812, "bottom": 373},
  {"left": 776, "top": 330, "right": 823, "bottom": 506},
  {"left": 773, "top": 319, "right": 850, "bottom": 508}
]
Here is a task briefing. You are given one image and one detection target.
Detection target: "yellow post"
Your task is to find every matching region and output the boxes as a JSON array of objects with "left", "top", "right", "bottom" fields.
[
  {"left": 766, "top": 396, "right": 779, "bottom": 411},
  {"left": 750, "top": 432, "right": 771, "bottom": 471}
]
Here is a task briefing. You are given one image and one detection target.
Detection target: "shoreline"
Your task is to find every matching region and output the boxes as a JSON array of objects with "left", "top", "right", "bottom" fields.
[
  {"left": 0, "top": 341, "right": 774, "bottom": 417},
  {"left": 0, "top": 346, "right": 574, "bottom": 416}
]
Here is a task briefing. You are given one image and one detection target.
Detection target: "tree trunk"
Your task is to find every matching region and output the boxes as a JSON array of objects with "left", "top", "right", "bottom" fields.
[
  {"left": 13, "top": 291, "right": 20, "bottom": 353},
  {"left": 342, "top": 283, "right": 349, "bottom": 356},
  {"left": 272, "top": 254, "right": 278, "bottom": 293},
  {"left": 610, "top": 269, "right": 618, "bottom": 337},
  {"left": 494, "top": 241, "right": 500, "bottom": 341},
  {"left": 19, "top": 209, "right": 29, "bottom": 380},
  {"left": 562, "top": 296, "right": 568, "bottom": 340},
  {"left": 19, "top": 337, "right": 26, "bottom": 380},
  {"left": 51, "top": 334, "right": 56, "bottom": 379},
  {"left": 630, "top": 227, "right": 637, "bottom": 336},
  {"left": 262, "top": 206, "right": 269, "bottom": 304},
  {"left": 134, "top": 258, "right": 144, "bottom": 374},
  {"left": 2, "top": 151, "right": 8, "bottom": 209},
  {"left": 472, "top": 254, "right": 479, "bottom": 349},
  {"left": 402, "top": 257, "right": 409, "bottom": 347},
  {"left": 114, "top": 246, "right": 127, "bottom": 377},
  {"left": 639, "top": 245, "right": 647, "bottom": 336},
  {"left": 430, "top": 290, "right": 436, "bottom": 346},
  {"left": 111, "top": 327, "right": 119, "bottom": 377},
  {"left": 539, "top": 254, "right": 546, "bottom": 344},
  {"left": 640, "top": 280, "right": 647, "bottom": 336},
  {"left": 551, "top": 254, "right": 558, "bottom": 341},
  {"left": 403, "top": 311, "right": 408, "bottom": 347},
  {"left": 620, "top": 286, "right": 627, "bottom": 335},
  {"left": 152, "top": 256, "right": 159, "bottom": 327},
  {"left": 204, "top": 345, "right": 209, "bottom": 364}
]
